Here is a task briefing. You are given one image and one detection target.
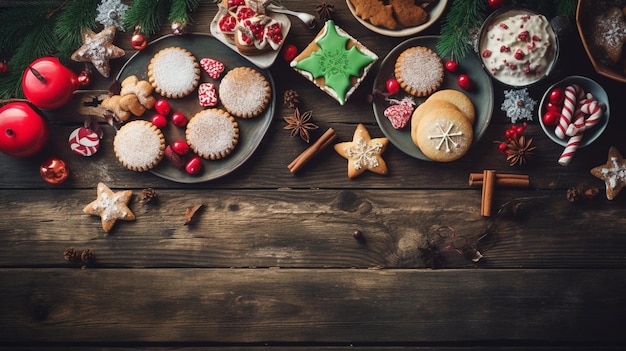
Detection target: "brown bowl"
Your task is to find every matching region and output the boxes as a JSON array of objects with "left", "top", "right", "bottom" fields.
[{"left": 576, "top": 0, "right": 626, "bottom": 83}]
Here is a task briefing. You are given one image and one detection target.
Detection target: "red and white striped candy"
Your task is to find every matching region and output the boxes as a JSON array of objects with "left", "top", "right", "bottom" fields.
[
  {"left": 384, "top": 97, "right": 415, "bottom": 129},
  {"left": 200, "top": 58, "right": 225, "bottom": 80},
  {"left": 558, "top": 110, "right": 585, "bottom": 166},
  {"left": 198, "top": 83, "right": 218, "bottom": 107},
  {"left": 69, "top": 127, "right": 100, "bottom": 156},
  {"left": 554, "top": 84, "right": 583, "bottom": 139},
  {"left": 566, "top": 97, "right": 605, "bottom": 136}
]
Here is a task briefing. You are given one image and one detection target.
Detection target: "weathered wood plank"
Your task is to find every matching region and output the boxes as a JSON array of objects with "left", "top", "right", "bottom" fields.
[
  {"left": 1, "top": 268, "right": 624, "bottom": 344},
  {"left": 1, "top": 189, "right": 625, "bottom": 268}
]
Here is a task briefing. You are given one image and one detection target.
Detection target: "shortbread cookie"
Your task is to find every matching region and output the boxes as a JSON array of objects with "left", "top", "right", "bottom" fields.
[
  {"left": 83, "top": 182, "right": 135, "bottom": 233},
  {"left": 428, "top": 89, "right": 476, "bottom": 124},
  {"left": 148, "top": 47, "right": 200, "bottom": 98},
  {"left": 114, "top": 120, "right": 166, "bottom": 171},
  {"left": 219, "top": 67, "right": 271, "bottom": 118},
  {"left": 410, "top": 99, "right": 460, "bottom": 146},
  {"left": 414, "top": 108, "right": 473, "bottom": 162},
  {"left": 394, "top": 46, "right": 443, "bottom": 97},
  {"left": 334, "top": 123, "right": 388, "bottom": 178},
  {"left": 186, "top": 109, "right": 239, "bottom": 160}
]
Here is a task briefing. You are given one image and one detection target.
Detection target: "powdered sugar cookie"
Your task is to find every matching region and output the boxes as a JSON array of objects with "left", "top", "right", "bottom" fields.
[
  {"left": 186, "top": 109, "right": 239, "bottom": 160},
  {"left": 414, "top": 108, "right": 473, "bottom": 162},
  {"left": 219, "top": 66, "right": 271, "bottom": 118},
  {"left": 114, "top": 120, "right": 166, "bottom": 172},
  {"left": 148, "top": 47, "right": 200, "bottom": 98},
  {"left": 394, "top": 46, "right": 443, "bottom": 97}
]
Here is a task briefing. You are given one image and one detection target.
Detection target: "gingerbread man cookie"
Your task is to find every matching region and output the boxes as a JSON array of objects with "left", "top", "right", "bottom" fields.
[{"left": 334, "top": 124, "right": 388, "bottom": 178}]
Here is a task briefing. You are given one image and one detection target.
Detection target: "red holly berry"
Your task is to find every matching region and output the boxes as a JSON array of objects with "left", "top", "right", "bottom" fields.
[
  {"left": 498, "top": 142, "right": 508, "bottom": 153},
  {"left": 457, "top": 74, "right": 472, "bottom": 90},
  {"left": 171, "top": 112, "right": 187, "bottom": 127},
  {"left": 151, "top": 114, "right": 167, "bottom": 128},
  {"left": 171, "top": 140, "right": 189, "bottom": 156},
  {"left": 0, "top": 61, "right": 7, "bottom": 74},
  {"left": 385, "top": 78, "right": 400, "bottom": 95},
  {"left": 542, "top": 110, "right": 560, "bottom": 126},
  {"left": 185, "top": 156, "right": 203, "bottom": 175},
  {"left": 548, "top": 88, "right": 565, "bottom": 106},
  {"left": 282, "top": 44, "right": 298, "bottom": 62},
  {"left": 444, "top": 60, "right": 459, "bottom": 73},
  {"left": 154, "top": 99, "right": 171, "bottom": 116}
]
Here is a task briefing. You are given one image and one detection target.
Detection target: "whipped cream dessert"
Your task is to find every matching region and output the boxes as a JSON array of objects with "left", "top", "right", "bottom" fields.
[{"left": 480, "top": 12, "right": 557, "bottom": 86}]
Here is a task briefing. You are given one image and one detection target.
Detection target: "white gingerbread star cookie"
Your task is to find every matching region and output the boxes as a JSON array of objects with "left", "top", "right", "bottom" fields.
[
  {"left": 334, "top": 124, "right": 388, "bottom": 178},
  {"left": 71, "top": 26, "right": 125, "bottom": 78},
  {"left": 83, "top": 183, "right": 135, "bottom": 232},
  {"left": 590, "top": 147, "right": 626, "bottom": 200}
]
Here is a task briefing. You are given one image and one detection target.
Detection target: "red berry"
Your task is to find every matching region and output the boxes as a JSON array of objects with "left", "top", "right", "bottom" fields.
[
  {"left": 282, "top": 44, "right": 298, "bottom": 62},
  {"left": 488, "top": 0, "right": 505, "bottom": 9},
  {"left": 185, "top": 156, "right": 203, "bottom": 175},
  {"left": 548, "top": 88, "right": 565, "bottom": 106},
  {"left": 171, "top": 140, "right": 189, "bottom": 156},
  {"left": 151, "top": 114, "right": 167, "bottom": 128},
  {"left": 444, "top": 60, "right": 459, "bottom": 73},
  {"left": 542, "top": 110, "right": 560, "bottom": 126},
  {"left": 385, "top": 78, "right": 400, "bottom": 95},
  {"left": 0, "top": 61, "right": 7, "bottom": 74},
  {"left": 154, "top": 99, "right": 171, "bottom": 115},
  {"left": 457, "top": 74, "right": 472, "bottom": 90},
  {"left": 516, "top": 126, "right": 524, "bottom": 134},
  {"left": 545, "top": 101, "right": 561, "bottom": 112},
  {"left": 171, "top": 112, "right": 187, "bottom": 127},
  {"left": 498, "top": 142, "right": 508, "bottom": 152}
]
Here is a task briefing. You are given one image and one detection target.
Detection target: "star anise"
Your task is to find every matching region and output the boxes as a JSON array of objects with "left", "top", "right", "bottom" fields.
[
  {"left": 504, "top": 135, "right": 535, "bottom": 166},
  {"left": 316, "top": 2, "right": 335, "bottom": 22},
  {"left": 284, "top": 107, "right": 318, "bottom": 143}
]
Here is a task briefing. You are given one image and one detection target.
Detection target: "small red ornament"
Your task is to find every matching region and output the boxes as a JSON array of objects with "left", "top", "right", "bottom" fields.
[
  {"left": 151, "top": 114, "right": 168, "bottom": 128},
  {"left": 131, "top": 32, "right": 147, "bottom": 50},
  {"left": 77, "top": 68, "right": 91, "bottom": 87},
  {"left": 488, "top": 0, "right": 505, "bottom": 10},
  {"left": 171, "top": 21, "right": 184, "bottom": 35},
  {"left": 548, "top": 88, "right": 565, "bottom": 106},
  {"left": 154, "top": 99, "right": 171, "bottom": 116},
  {"left": 385, "top": 78, "right": 400, "bottom": 95},
  {"left": 282, "top": 44, "right": 298, "bottom": 62},
  {"left": 542, "top": 110, "right": 560, "bottom": 126},
  {"left": 457, "top": 74, "right": 472, "bottom": 90},
  {"left": 444, "top": 60, "right": 458, "bottom": 73},
  {"left": 171, "top": 140, "right": 189, "bottom": 156},
  {"left": 171, "top": 112, "right": 188, "bottom": 127},
  {"left": 40, "top": 156, "right": 69, "bottom": 184},
  {"left": 545, "top": 101, "right": 561, "bottom": 112},
  {"left": 185, "top": 156, "right": 203, "bottom": 175},
  {"left": 0, "top": 102, "right": 49, "bottom": 157}
]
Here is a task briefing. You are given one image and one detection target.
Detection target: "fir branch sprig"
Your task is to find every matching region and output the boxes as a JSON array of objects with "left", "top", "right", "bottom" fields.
[
  {"left": 168, "top": 0, "right": 199, "bottom": 27},
  {"left": 436, "top": 0, "right": 486, "bottom": 62},
  {"left": 123, "top": 0, "right": 170, "bottom": 36},
  {"left": 54, "top": 0, "right": 100, "bottom": 62}
]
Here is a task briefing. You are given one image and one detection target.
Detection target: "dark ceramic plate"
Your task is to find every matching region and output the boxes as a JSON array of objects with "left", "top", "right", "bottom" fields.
[
  {"left": 372, "top": 36, "right": 494, "bottom": 161},
  {"left": 116, "top": 34, "right": 275, "bottom": 183}
]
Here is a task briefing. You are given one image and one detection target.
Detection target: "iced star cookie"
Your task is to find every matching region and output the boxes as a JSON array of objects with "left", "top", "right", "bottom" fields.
[
  {"left": 186, "top": 109, "right": 239, "bottom": 160},
  {"left": 148, "top": 47, "right": 200, "bottom": 98},
  {"left": 414, "top": 108, "right": 473, "bottom": 162},
  {"left": 71, "top": 26, "right": 125, "bottom": 78},
  {"left": 218, "top": 66, "right": 271, "bottom": 118},
  {"left": 590, "top": 146, "right": 626, "bottom": 200},
  {"left": 291, "top": 20, "right": 378, "bottom": 105},
  {"left": 83, "top": 182, "right": 135, "bottom": 233},
  {"left": 334, "top": 124, "right": 388, "bottom": 178}
]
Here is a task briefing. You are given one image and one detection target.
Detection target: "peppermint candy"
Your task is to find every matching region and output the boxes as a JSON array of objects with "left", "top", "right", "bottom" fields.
[
  {"left": 384, "top": 97, "right": 415, "bottom": 129},
  {"left": 69, "top": 127, "right": 100, "bottom": 156},
  {"left": 200, "top": 58, "right": 225, "bottom": 80},
  {"left": 198, "top": 83, "right": 218, "bottom": 107}
]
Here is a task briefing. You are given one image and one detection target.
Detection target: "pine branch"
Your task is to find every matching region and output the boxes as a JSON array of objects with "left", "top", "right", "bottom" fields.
[
  {"left": 0, "top": 1, "right": 56, "bottom": 55},
  {"left": 168, "top": 0, "right": 199, "bottom": 26},
  {"left": 436, "top": 0, "right": 486, "bottom": 61},
  {"left": 54, "top": 0, "right": 100, "bottom": 62},
  {"left": 124, "top": 0, "right": 171, "bottom": 36}
]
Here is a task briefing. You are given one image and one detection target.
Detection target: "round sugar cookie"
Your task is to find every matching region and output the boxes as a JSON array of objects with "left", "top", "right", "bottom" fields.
[
  {"left": 394, "top": 46, "right": 443, "bottom": 97},
  {"left": 428, "top": 89, "right": 476, "bottom": 124},
  {"left": 415, "top": 108, "right": 473, "bottom": 162},
  {"left": 186, "top": 108, "right": 239, "bottom": 160},
  {"left": 410, "top": 99, "right": 459, "bottom": 146},
  {"left": 114, "top": 120, "right": 165, "bottom": 171},
  {"left": 219, "top": 66, "right": 271, "bottom": 118},
  {"left": 148, "top": 47, "right": 200, "bottom": 98}
]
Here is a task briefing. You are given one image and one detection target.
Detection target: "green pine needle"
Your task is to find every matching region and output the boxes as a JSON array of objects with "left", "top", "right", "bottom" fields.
[
  {"left": 124, "top": 0, "right": 171, "bottom": 36},
  {"left": 54, "top": 0, "right": 100, "bottom": 62},
  {"left": 436, "top": 0, "right": 486, "bottom": 62},
  {"left": 168, "top": 0, "right": 199, "bottom": 26}
]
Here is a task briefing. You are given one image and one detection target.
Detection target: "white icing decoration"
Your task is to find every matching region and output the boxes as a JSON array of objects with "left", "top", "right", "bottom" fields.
[
  {"left": 345, "top": 137, "right": 382, "bottom": 170},
  {"left": 601, "top": 157, "right": 626, "bottom": 188},
  {"left": 428, "top": 123, "right": 463, "bottom": 153}
]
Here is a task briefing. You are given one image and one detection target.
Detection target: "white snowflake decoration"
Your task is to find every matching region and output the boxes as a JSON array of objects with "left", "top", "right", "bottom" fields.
[
  {"left": 428, "top": 122, "right": 463, "bottom": 153},
  {"left": 501, "top": 88, "right": 537, "bottom": 123},
  {"left": 96, "top": 0, "right": 128, "bottom": 31},
  {"left": 346, "top": 137, "right": 382, "bottom": 170}
]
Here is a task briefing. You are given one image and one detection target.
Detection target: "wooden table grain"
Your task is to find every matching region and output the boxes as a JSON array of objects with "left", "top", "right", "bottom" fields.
[{"left": 1, "top": 1, "right": 626, "bottom": 349}]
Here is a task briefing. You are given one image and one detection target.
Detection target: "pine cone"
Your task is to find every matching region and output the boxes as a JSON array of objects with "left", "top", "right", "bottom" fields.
[
  {"left": 283, "top": 89, "right": 300, "bottom": 108},
  {"left": 63, "top": 247, "right": 79, "bottom": 262},
  {"left": 80, "top": 249, "right": 95, "bottom": 263},
  {"left": 141, "top": 188, "right": 157, "bottom": 204}
]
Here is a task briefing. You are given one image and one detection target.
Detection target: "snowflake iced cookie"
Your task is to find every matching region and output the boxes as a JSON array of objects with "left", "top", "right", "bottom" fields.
[
  {"left": 414, "top": 108, "right": 473, "bottom": 162},
  {"left": 590, "top": 146, "right": 626, "bottom": 200},
  {"left": 334, "top": 124, "right": 388, "bottom": 178},
  {"left": 83, "top": 182, "right": 135, "bottom": 233}
]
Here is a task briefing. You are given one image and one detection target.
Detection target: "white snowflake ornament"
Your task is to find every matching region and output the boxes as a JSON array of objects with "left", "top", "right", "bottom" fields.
[
  {"left": 501, "top": 88, "right": 537, "bottom": 123},
  {"left": 96, "top": 0, "right": 128, "bottom": 31}
]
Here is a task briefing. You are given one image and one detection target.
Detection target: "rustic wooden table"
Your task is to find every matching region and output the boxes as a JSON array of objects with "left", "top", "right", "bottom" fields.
[{"left": 1, "top": 1, "right": 626, "bottom": 349}]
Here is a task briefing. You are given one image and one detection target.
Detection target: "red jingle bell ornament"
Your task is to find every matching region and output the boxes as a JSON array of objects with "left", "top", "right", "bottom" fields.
[
  {"left": 21, "top": 57, "right": 80, "bottom": 110},
  {"left": 0, "top": 102, "right": 49, "bottom": 157}
]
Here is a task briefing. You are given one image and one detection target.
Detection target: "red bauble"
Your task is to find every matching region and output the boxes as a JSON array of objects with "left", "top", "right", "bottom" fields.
[
  {"left": 0, "top": 61, "right": 7, "bottom": 74},
  {"left": 548, "top": 88, "right": 565, "bottom": 106},
  {"left": 0, "top": 102, "right": 49, "bottom": 157},
  {"left": 385, "top": 78, "right": 400, "bottom": 95},
  {"left": 40, "top": 156, "right": 69, "bottom": 184},
  {"left": 488, "top": 0, "right": 505, "bottom": 9},
  {"left": 457, "top": 74, "right": 473, "bottom": 90},
  {"left": 77, "top": 69, "right": 91, "bottom": 87},
  {"left": 542, "top": 110, "right": 560, "bottom": 126},
  {"left": 131, "top": 33, "right": 147, "bottom": 50},
  {"left": 22, "top": 57, "right": 79, "bottom": 110}
]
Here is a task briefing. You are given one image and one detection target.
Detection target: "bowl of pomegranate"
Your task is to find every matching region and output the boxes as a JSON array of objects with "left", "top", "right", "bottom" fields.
[{"left": 538, "top": 75, "right": 609, "bottom": 149}]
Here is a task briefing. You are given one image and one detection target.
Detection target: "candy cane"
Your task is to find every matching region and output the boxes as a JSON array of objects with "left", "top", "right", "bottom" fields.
[
  {"left": 558, "top": 110, "right": 586, "bottom": 166},
  {"left": 566, "top": 98, "right": 605, "bottom": 136},
  {"left": 554, "top": 84, "right": 583, "bottom": 139}
]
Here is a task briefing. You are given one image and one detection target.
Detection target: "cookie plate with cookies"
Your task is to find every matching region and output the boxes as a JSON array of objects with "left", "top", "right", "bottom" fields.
[
  {"left": 346, "top": 0, "right": 447, "bottom": 37},
  {"left": 372, "top": 36, "right": 494, "bottom": 161}
]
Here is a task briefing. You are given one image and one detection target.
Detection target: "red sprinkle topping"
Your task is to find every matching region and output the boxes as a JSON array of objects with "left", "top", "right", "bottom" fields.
[
  {"left": 514, "top": 49, "right": 525, "bottom": 60},
  {"left": 517, "top": 30, "right": 530, "bottom": 42},
  {"left": 482, "top": 50, "right": 492, "bottom": 58},
  {"left": 499, "top": 23, "right": 509, "bottom": 29},
  {"left": 500, "top": 45, "right": 510, "bottom": 53}
]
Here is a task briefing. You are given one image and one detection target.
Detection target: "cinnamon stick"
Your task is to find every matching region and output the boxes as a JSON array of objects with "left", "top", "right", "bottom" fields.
[
  {"left": 288, "top": 127, "right": 336, "bottom": 174},
  {"left": 480, "top": 170, "right": 496, "bottom": 217},
  {"left": 469, "top": 173, "right": 529, "bottom": 187}
]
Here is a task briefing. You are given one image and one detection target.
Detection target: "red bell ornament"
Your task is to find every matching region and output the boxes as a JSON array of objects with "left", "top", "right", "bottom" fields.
[
  {"left": 0, "top": 102, "right": 50, "bottom": 157},
  {"left": 21, "top": 57, "right": 80, "bottom": 110}
]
